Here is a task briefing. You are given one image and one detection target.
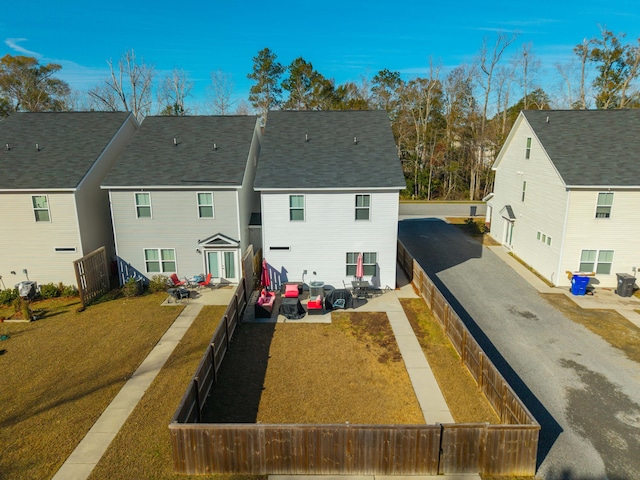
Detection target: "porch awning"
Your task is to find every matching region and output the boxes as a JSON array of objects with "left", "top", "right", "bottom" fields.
[{"left": 500, "top": 205, "right": 516, "bottom": 221}]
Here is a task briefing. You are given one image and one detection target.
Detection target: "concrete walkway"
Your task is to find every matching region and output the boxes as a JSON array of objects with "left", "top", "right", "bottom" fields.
[
  {"left": 51, "top": 279, "right": 468, "bottom": 479},
  {"left": 52, "top": 287, "right": 234, "bottom": 480},
  {"left": 489, "top": 245, "right": 640, "bottom": 328}
]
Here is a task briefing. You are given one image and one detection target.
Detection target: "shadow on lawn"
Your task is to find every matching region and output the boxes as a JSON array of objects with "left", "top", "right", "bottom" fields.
[{"left": 201, "top": 322, "right": 276, "bottom": 423}]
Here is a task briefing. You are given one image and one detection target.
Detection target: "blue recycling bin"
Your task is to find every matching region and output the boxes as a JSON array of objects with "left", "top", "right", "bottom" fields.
[{"left": 571, "top": 275, "right": 590, "bottom": 295}]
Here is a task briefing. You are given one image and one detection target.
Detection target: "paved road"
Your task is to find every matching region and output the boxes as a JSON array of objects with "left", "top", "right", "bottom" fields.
[{"left": 399, "top": 218, "right": 640, "bottom": 480}]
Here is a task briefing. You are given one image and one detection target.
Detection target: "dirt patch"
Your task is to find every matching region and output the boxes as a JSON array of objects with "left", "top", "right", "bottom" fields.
[
  {"left": 400, "top": 297, "right": 500, "bottom": 424},
  {"left": 542, "top": 293, "right": 640, "bottom": 364}
]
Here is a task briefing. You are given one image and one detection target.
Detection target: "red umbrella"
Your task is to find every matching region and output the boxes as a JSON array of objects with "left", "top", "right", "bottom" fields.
[
  {"left": 261, "top": 258, "right": 271, "bottom": 290},
  {"left": 356, "top": 252, "right": 364, "bottom": 280}
]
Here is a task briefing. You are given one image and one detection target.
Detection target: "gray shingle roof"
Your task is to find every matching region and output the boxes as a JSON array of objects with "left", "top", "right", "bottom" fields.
[
  {"left": 102, "top": 116, "right": 258, "bottom": 188},
  {"left": 0, "top": 112, "right": 131, "bottom": 190},
  {"left": 523, "top": 109, "right": 640, "bottom": 187},
  {"left": 254, "top": 110, "right": 405, "bottom": 190}
]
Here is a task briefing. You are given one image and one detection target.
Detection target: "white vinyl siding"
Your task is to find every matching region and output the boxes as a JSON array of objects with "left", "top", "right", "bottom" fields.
[
  {"left": 489, "top": 117, "right": 567, "bottom": 285},
  {"left": 109, "top": 189, "right": 241, "bottom": 278},
  {"left": 0, "top": 192, "right": 80, "bottom": 285},
  {"left": 135, "top": 192, "right": 152, "bottom": 218},
  {"left": 32, "top": 195, "right": 50, "bottom": 222},
  {"left": 261, "top": 190, "right": 399, "bottom": 289},
  {"left": 197, "top": 192, "right": 214, "bottom": 218}
]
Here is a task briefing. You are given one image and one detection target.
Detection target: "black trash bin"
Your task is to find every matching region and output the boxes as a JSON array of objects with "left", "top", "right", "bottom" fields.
[{"left": 615, "top": 273, "right": 636, "bottom": 297}]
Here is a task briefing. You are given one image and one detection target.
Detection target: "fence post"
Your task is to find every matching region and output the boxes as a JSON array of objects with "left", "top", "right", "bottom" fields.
[
  {"left": 194, "top": 377, "right": 201, "bottom": 423},
  {"left": 210, "top": 343, "right": 217, "bottom": 384},
  {"left": 224, "top": 315, "right": 230, "bottom": 351},
  {"left": 478, "top": 351, "right": 484, "bottom": 391}
]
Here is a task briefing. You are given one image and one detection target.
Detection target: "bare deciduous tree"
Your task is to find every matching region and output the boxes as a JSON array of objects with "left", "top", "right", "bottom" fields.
[
  {"left": 157, "top": 68, "right": 192, "bottom": 115},
  {"left": 89, "top": 49, "right": 155, "bottom": 122},
  {"left": 207, "top": 70, "right": 235, "bottom": 115}
]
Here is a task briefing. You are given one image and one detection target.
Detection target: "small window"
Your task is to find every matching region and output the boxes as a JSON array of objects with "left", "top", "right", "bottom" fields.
[
  {"left": 289, "top": 195, "right": 304, "bottom": 221},
  {"left": 536, "top": 231, "right": 541, "bottom": 240},
  {"left": 197, "top": 192, "right": 214, "bottom": 218},
  {"left": 541, "top": 233, "right": 546, "bottom": 243},
  {"left": 546, "top": 236, "right": 552, "bottom": 246},
  {"left": 525, "top": 137, "right": 532, "bottom": 159},
  {"left": 355, "top": 194, "right": 370, "bottom": 220},
  {"left": 32, "top": 195, "right": 50, "bottom": 222},
  {"left": 595, "top": 192, "right": 613, "bottom": 218},
  {"left": 346, "top": 252, "right": 377, "bottom": 276},
  {"left": 521, "top": 181, "right": 527, "bottom": 202},
  {"left": 135, "top": 192, "right": 152, "bottom": 218},
  {"left": 144, "top": 248, "right": 176, "bottom": 273}
]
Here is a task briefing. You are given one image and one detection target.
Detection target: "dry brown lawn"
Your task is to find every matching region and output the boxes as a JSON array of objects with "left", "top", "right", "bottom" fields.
[
  {"left": 204, "top": 311, "right": 424, "bottom": 425},
  {"left": 0, "top": 293, "right": 183, "bottom": 480},
  {"left": 400, "top": 297, "right": 500, "bottom": 423},
  {"left": 89, "top": 305, "right": 229, "bottom": 480}
]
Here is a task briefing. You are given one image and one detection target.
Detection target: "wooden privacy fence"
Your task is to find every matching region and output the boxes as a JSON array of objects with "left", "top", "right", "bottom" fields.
[
  {"left": 169, "top": 243, "right": 539, "bottom": 476},
  {"left": 73, "top": 246, "right": 110, "bottom": 309}
]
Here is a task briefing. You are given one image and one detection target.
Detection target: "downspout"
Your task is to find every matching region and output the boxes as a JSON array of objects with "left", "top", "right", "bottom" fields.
[{"left": 555, "top": 188, "right": 571, "bottom": 286}]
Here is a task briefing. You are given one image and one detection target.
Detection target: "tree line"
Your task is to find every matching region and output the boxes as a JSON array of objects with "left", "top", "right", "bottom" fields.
[{"left": 2, "top": 27, "right": 639, "bottom": 200}]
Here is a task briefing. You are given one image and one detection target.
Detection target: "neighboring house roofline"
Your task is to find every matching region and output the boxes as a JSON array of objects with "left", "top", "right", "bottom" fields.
[
  {"left": 0, "top": 188, "right": 76, "bottom": 193},
  {"left": 256, "top": 186, "right": 405, "bottom": 192},
  {"left": 76, "top": 112, "right": 138, "bottom": 191},
  {"left": 101, "top": 184, "right": 242, "bottom": 190}
]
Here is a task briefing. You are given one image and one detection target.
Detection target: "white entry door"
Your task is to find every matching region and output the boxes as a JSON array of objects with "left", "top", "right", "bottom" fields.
[
  {"left": 503, "top": 220, "right": 514, "bottom": 248},
  {"left": 206, "top": 250, "right": 238, "bottom": 283}
]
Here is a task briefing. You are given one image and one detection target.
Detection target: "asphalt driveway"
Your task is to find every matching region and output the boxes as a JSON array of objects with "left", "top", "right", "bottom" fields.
[{"left": 399, "top": 218, "right": 640, "bottom": 480}]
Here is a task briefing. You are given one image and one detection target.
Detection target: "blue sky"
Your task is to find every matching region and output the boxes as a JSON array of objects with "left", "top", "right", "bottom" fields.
[{"left": 2, "top": 0, "right": 640, "bottom": 111}]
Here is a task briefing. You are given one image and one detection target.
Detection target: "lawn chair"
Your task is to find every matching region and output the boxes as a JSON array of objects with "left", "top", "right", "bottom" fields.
[
  {"left": 198, "top": 273, "right": 213, "bottom": 289},
  {"left": 169, "top": 273, "right": 186, "bottom": 286}
]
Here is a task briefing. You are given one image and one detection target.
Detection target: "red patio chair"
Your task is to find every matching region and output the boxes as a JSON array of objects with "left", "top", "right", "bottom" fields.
[
  {"left": 198, "top": 273, "right": 213, "bottom": 289},
  {"left": 169, "top": 273, "right": 186, "bottom": 286}
]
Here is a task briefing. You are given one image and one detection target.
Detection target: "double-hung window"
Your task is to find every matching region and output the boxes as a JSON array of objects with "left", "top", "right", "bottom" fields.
[
  {"left": 346, "top": 252, "right": 377, "bottom": 276},
  {"left": 595, "top": 192, "right": 613, "bottom": 218},
  {"left": 135, "top": 192, "right": 152, "bottom": 218},
  {"left": 521, "top": 181, "right": 527, "bottom": 202},
  {"left": 144, "top": 248, "right": 176, "bottom": 273},
  {"left": 32, "top": 195, "right": 50, "bottom": 222},
  {"left": 579, "top": 249, "right": 614, "bottom": 274},
  {"left": 197, "top": 192, "right": 214, "bottom": 218},
  {"left": 355, "top": 194, "right": 370, "bottom": 220},
  {"left": 289, "top": 195, "right": 304, "bottom": 221},
  {"left": 525, "top": 137, "right": 532, "bottom": 159}
]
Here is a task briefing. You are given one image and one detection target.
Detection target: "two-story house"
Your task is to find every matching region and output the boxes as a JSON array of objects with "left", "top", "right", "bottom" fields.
[
  {"left": 254, "top": 110, "right": 406, "bottom": 290},
  {"left": 487, "top": 109, "right": 640, "bottom": 288},
  {"left": 102, "top": 115, "right": 261, "bottom": 285},
  {"left": 0, "top": 112, "right": 138, "bottom": 286}
]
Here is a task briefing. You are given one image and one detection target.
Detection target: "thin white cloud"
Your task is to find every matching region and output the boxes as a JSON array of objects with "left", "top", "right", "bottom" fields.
[{"left": 5, "top": 38, "right": 42, "bottom": 58}]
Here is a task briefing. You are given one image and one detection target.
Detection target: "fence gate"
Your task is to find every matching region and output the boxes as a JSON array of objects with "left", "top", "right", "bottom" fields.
[{"left": 74, "top": 246, "right": 110, "bottom": 309}]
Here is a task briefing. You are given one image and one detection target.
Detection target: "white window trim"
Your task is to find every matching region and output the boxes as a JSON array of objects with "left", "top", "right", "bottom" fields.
[
  {"left": 32, "top": 194, "right": 51, "bottom": 222},
  {"left": 346, "top": 251, "right": 377, "bottom": 277},
  {"left": 521, "top": 181, "right": 527, "bottom": 202},
  {"left": 355, "top": 194, "right": 371, "bottom": 221},
  {"left": 143, "top": 247, "right": 177, "bottom": 274},
  {"left": 579, "top": 249, "right": 614, "bottom": 275},
  {"left": 135, "top": 192, "right": 152, "bottom": 219},
  {"left": 289, "top": 194, "right": 305, "bottom": 221},
  {"left": 525, "top": 137, "right": 532, "bottom": 159},
  {"left": 595, "top": 192, "right": 614, "bottom": 219},
  {"left": 197, "top": 191, "right": 215, "bottom": 219}
]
